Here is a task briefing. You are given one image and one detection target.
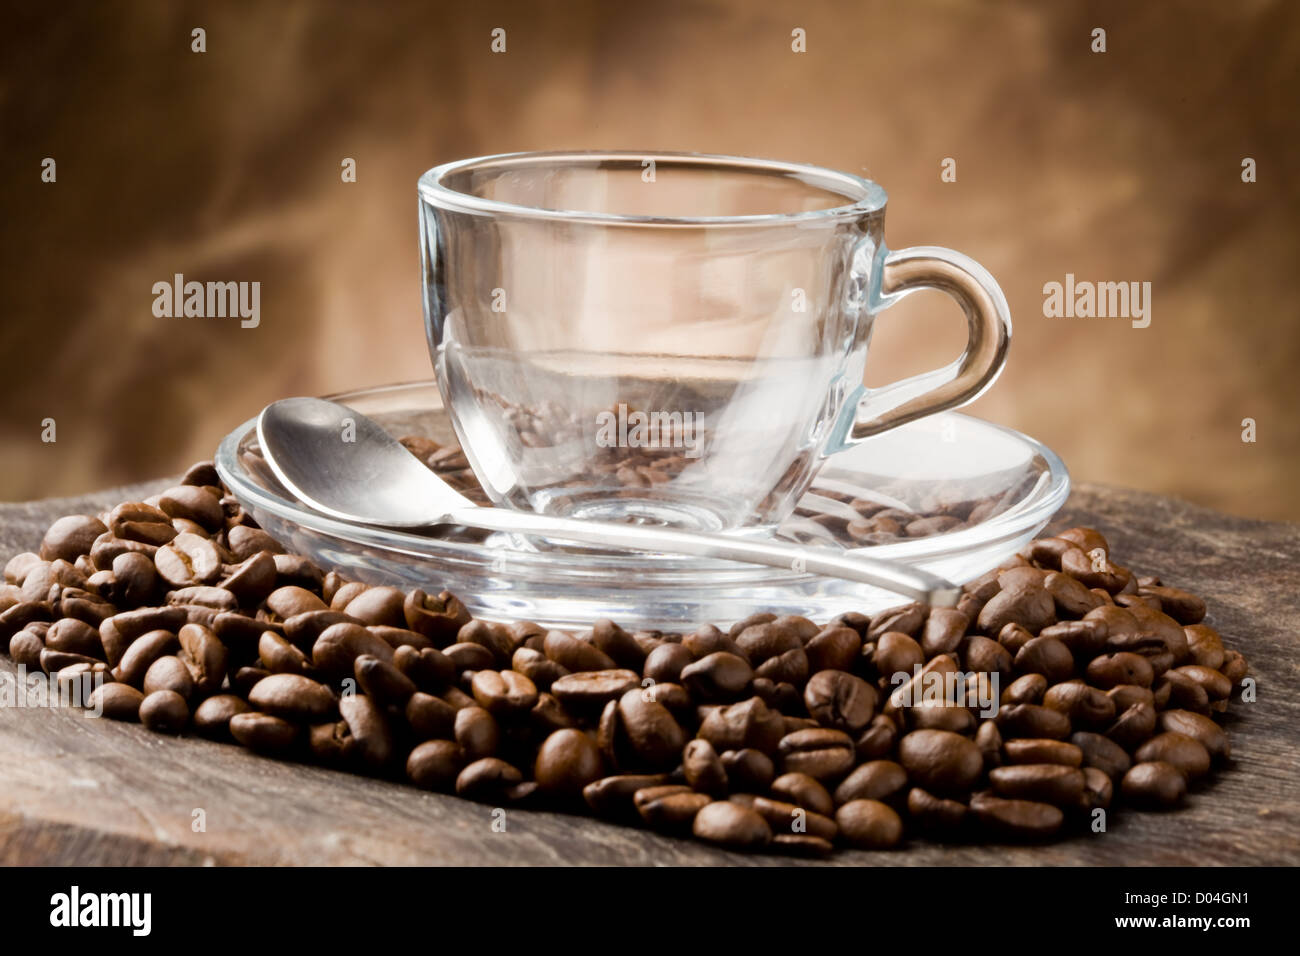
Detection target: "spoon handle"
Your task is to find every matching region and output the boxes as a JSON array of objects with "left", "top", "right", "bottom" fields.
[{"left": 446, "top": 507, "right": 961, "bottom": 607}]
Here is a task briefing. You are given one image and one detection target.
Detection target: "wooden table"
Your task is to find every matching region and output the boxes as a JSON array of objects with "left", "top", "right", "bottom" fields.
[{"left": 2, "top": 479, "right": 1297, "bottom": 865}]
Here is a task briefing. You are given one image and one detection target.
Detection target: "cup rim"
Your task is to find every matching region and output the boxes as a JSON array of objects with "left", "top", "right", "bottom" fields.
[{"left": 418, "top": 150, "right": 888, "bottom": 226}]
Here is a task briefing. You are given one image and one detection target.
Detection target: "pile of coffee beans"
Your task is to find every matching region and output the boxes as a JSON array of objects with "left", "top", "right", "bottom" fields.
[{"left": 0, "top": 461, "right": 1249, "bottom": 856}]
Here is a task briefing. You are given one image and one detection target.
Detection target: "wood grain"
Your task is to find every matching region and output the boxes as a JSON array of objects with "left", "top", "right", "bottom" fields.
[{"left": 1, "top": 479, "right": 1297, "bottom": 865}]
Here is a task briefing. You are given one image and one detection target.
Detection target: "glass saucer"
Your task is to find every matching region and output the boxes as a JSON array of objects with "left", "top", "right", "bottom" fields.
[{"left": 215, "top": 381, "right": 1069, "bottom": 630}]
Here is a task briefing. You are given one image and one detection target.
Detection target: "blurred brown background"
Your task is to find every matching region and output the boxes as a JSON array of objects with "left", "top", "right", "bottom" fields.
[{"left": 1, "top": 0, "right": 1297, "bottom": 517}]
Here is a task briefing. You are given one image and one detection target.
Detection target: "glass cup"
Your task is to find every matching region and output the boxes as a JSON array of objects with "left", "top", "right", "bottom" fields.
[{"left": 418, "top": 151, "right": 1012, "bottom": 533}]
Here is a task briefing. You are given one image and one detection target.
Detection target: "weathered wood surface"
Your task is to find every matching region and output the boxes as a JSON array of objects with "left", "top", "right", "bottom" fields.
[{"left": 1, "top": 479, "right": 1297, "bottom": 866}]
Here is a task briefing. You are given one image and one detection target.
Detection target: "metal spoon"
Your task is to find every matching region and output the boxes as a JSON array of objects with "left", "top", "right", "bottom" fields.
[{"left": 257, "top": 397, "right": 961, "bottom": 606}]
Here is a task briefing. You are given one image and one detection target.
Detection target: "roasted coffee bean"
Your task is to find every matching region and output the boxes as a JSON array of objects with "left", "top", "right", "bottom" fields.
[
  {"left": 158, "top": 485, "right": 224, "bottom": 532},
  {"left": 909, "top": 699, "right": 977, "bottom": 734},
  {"left": 1107, "top": 683, "right": 1155, "bottom": 713},
  {"left": 898, "top": 729, "right": 983, "bottom": 793},
  {"left": 259, "top": 631, "right": 311, "bottom": 675},
  {"left": 454, "top": 705, "right": 499, "bottom": 760},
  {"left": 1158, "top": 709, "right": 1230, "bottom": 760},
  {"left": 635, "top": 786, "right": 712, "bottom": 830},
  {"left": 989, "top": 764, "right": 1085, "bottom": 805},
  {"left": 264, "top": 585, "right": 328, "bottom": 620},
  {"left": 721, "top": 748, "right": 775, "bottom": 791},
  {"left": 1107, "top": 701, "right": 1157, "bottom": 750},
  {"left": 969, "top": 791, "right": 1063, "bottom": 838},
  {"left": 908, "top": 787, "right": 969, "bottom": 831},
  {"left": 177, "top": 622, "right": 227, "bottom": 695},
  {"left": 885, "top": 654, "right": 959, "bottom": 712},
  {"left": 643, "top": 642, "right": 693, "bottom": 684},
  {"left": 803, "top": 670, "right": 877, "bottom": 733},
  {"left": 355, "top": 654, "right": 418, "bottom": 706},
  {"left": 1042, "top": 680, "right": 1115, "bottom": 727},
  {"left": 530, "top": 692, "right": 576, "bottom": 734},
  {"left": 778, "top": 728, "right": 856, "bottom": 781},
  {"left": 4, "top": 552, "right": 42, "bottom": 585},
  {"left": 962, "top": 635, "right": 1012, "bottom": 677},
  {"left": 1002, "top": 738, "right": 1082, "bottom": 767},
  {"left": 996, "top": 622, "right": 1035, "bottom": 655},
  {"left": 281, "top": 609, "right": 358, "bottom": 648},
  {"left": 403, "top": 589, "right": 471, "bottom": 643},
  {"left": 0, "top": 600, "right": 52, "bottom": 644},
  {"left": 406, "top": 740, "right": 464, "bottom": 790},
  {"left": 684, "top": 624, "right": 748, "bottom": 662},
  {"left": 535, "top": 728, "right": 603, "bottom": 797},
  {"left": 540, "top": 631, "right": 614, "bottom": 672},
  {"left": 442, "top": 686, "right": 477, "bottom": 711},
  {"left": 1139, "top": 585, "right": 1206, "bottom": 625},
  {"left": 588, "top": 619, "right": 645, "bottom": 670},
  {"left": 141, "top": 655, "right": 193, "bottom": 700},
  {"left": 8, "top": 627, "right": 45, "bottom": 668},
  {"left": 249, "top": 674, "right": 336, "bottom": 721},
  {"left": 107, "top": 552, "right": 157, "bottom": 608},
  {"left": 1002, "top": 673, "right": 1047, "bottom": 705},
  {"left": 855, "top": 714, "right": 899, "bottom": 761},
  {"left": 805, "top": 625, "right": 862, "bottom": 673},
  {"left": 1135, "top": 732, "right": 1211, "bottom": 779},
  {"left": 866, "top": 603, "right": 925, "bottom": 641},
  {"left": 732, "top": 794, "right": 837, "bottom": 841},
  {"left": 873, "top": 631, "right": 925, "bottom": 682},
  {"left": 836, "top": 799, "right": 903, "bottom": 849},
  {"left": 405, "top": 691, "right": 458, "bottom": 740},
  {"left": 978, "top": 581, "right": 1055, "bottom": 636},
  {"left": 44, "top": 617, "right": 101, "bottom": 657},
  {"left": 140, "top": 689, "right": 189, "bottom": 734},
  {"left": 193, "top": 694, "right": 251, "bottom": 739},
  {"left": 1184, "top": 625, "right": 1225, "bottom": 670},
  {"left": 1070, "top": 731, "right": 1132, "bottom": 779},
  {"left": 613, "top": 690, "right": 686, "bottom": 770},
  {"left": 582, "top": 774, "right": 672, "bottom": 817},
  {"left": 834, "top": 759, "right": 907, "bottom": 805},
  {"left": 393, "top": 644, "right": 456, "bottom": 692},
  {"left": 1220, "top": 649, "right": 1248, "bottom": 684},
  {"left": 39, "top": 646, "right": 98, "bottom": 674},
  {"left": 90, "top": 534, "right": 158, "bottom": 572},
  {"left": 328, "top": 581, "right": 368, "bottom": 612},
  {"left": 508, "top": 647, "right": 568, "bottom": 691},
  {"left": 1013, "top": 637, "right": 1074, "bottom": 683},
  {"left": 109, "top": 503, "right": 178, "bottom": 546},
  {"left": 226, "top": 525, "right": 284, "bottom": 561},
  {"left": 692, "top": 800, "right": 772, "bottom": 848},
  {"left": 1121, "top": 761, "right": 1186, "bottom": 808},
  {"left": 230, "top": 712, "right": 300, "bottom": 754},
  {"left": 340, "top": 586, "right": 407, "bottom": 628},
  {"left": 87, "top": 682, "right": 145, "bottom": 722},
  {"left": 995, "top": 704, "right": 1071, "bottom": 740},
  {"left": 679, "top": 651, "right": 753, "bottom": 700},
  {"left": 40, "top": 515, "right": 109, "bottom": 562},
  {"left": 312, "top": 622, "right": 393, "bottom": 679},
  {"left": 682, "top": 738, "right": 728, "bottom": 795},
  {"left": 209, "top": 610, "right": 269, "bottom": 656},
  {"left": 271, "top": 554, "right": 325, "bottom": 592},
  {"left": 1039, "top": 619, "right": 1109, "bottom": 658},
  {"left": 733, "top": 620, "right": 802, "bottom": 665},
  {"left": 167, "top": 585, "right": 239, "bottom": 612},
  {"left": 697, "top": 697, "right": 786, "bottom": 755},
  {"left": 753, "top": 645, "right": 809, "bottom": 685},
  {"left": 218, "top": 552, "right": 277, "bottom": 607},
  {"left": 1160, "top": 669, "right": 1211, "bottom": 713},
  {"left": 975, "top": 720, "right": 1002, "bottom": 768},
  {"left": 231, "top": 666, "right": 271, "bottom": 697},
  {"left": 550, "top": 669, "right": 641, "bottom": 710},
  {"left": 155, "top": 533, "right": 222, "bottom": 588},
  {"left": 455, "top": 757, "right": 522, "bottom": 802},
  {"left": 919, "top": 609, "right": 968, "bottom": 658},
  {"left": 1169, "top": 664, "right": 1231, "bottom": 701},
  {"left": 340, "top": 694, "right": 393, "bottom": 769},
  {"left": 771, "top": 834, "right": 834, "bottom": 858},
  {"left": 771, "top": 772, "right": 834, "bottom": 816},
  {"left": 470, "top": 669, "right": 539, "bottom": 717}
]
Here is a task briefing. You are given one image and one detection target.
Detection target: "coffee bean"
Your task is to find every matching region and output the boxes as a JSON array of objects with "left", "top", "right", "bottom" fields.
[
  {"left": 692, "top": 801, "right": 772, "bottom": 849},
  {"left": 1183, "top": 625, "right": 1225, "bottom": 670},
  {"left": 340, "top": 694, "right": 393, "bottom": 769},
  {"left": 682, "top": 738, "right": 728, "bottom": 795},
  {"left": 836, "top": 799, "right": 903, "bottom": 849},
  {"left": 721, "top": 748, "right": 775, "bottom": 791},
  {"left": 1169, "top": 664, "right": 1231, "bottom": 701},
  {"left": 1139, "top": 585, "right": 1206, "bottom": 625},
  {"left": 550, "top": 669, "right": 640, "bottom": 711},
  {"left": 1134, "top": 732, "right": 1211, "bottom": 779},
  {"left": 771, "top": 834, "right": 834, "bottom": 857},
  {"left": 470, "top": 669, "right": 539, "bottom": 717},
  {"left": 1042, "top": 680, "right": 1115, "bottom": 727},
  {"left": 140, "top": 689, "right": 189, "bottom": 733},
  {"left": 218, "top": 552, "right": 277, "bottom": 607},
  {"left": 733, "top": 620, "right": 802, "bottom": 665},
  {"left": 312, "top": 622, "right": 394, "bottom": 679},
  {"left": 454, "top": 705, "right": 499, "bottom": 760},
  {"left": 805, "top": 625, "right": 862, "bottom": 673},
  {"left": 155, "top": 533, "right": 222, "bottom": 588},
  {"left": 1107, "top": 684, "right": 1154, "bottom": 713},
  {"left": 249, "top": 673, "right": 336, "bottom": 721},
  {"left": 264, "top": 585, "right": 328, "bottom": 620},
  {"left": 803, "top": 670, "right": 877, "bottom": 733},
  {"left": 684, "top": 623, "right": 749, "bottom": 662},
  {"left": 778, "top": 728, "right": 856, "bottom": 781},
  {"left": 87, "top": 682, "right": 145, "bottom": 722},
  {"left": 989, "top": 764, "right": 1085, "bottom": 805},
  {"left": 193, "top": 694, "right": 251, "bottom": 739},
  {"left": 732, "top": 794, "right": 837, "bottom": 841},
  {"left": 898, "top": 729, "right": 983, "bottom": 793},
  {"left": 44, "top": 617, "right": 101, "bottom": 657},
  {"left": 230, "top": 712, "right": 300, "bottom": 754},
  {"left": 403, "top": 589, "right": 471, "bottom": 643},
  {"left": 356, "top": 654, "right": 418, "bottom": 706},
  {"left": 530, "top": 691, "right": 576, "bottom": 735},
  {"left": 767, "top": 772, "right": 832, "bottom": 817},
  {"left": 855, "top": 714, "right": 899, "bottom": 761},
  {"left": 510, "top": 646, "right": 569, "bottom": 690},
  {"left": 270, "top": 554, "right": 324, "bottom": 592},
  {"left": 907, "top": 787, "right": 968, "bottom": 831},
  {"left": 1157, "top": 709, "right": 1230, "bottom": 760},
  {"left": 920, "top": 609, "right": 968, "bottom": 658},
  {"left": 456, "top": 757, "right": 523, "bottom": 802},
  {"left": 141, "top": 654, "right": 193, "bottom": 700},
  {"left": 613, "top": 690, "right": 685, "bottom": 770},
  {"left": 340, "top": 586, "right": 407, "bottom": 629},
  {"left": 543, "top": 630, "right": 615, "bottom": 672},
  {"left": 632, "top": 786, "right": 710, "bottom": 829},
  {"left": 582, "top": 774, "right": 672, "bottom": 817},
  {"left": 1160, "top": 669, "right": 1210, "bottom": 713},
  {"left": 226, "top": 526, "right": 284, "bottom": 561},
  {"left": 1002, "top": 673, "right": 1047, "bottom": 705},
  {"left": 393, "top": 645, "right": 456, "bottom": 692},
  {"left": 1038, "top": 619, "right": 1109, "bottom": 658},
  {"left": 407, "top": 740, "right": 464, "bottom": 790},
  {"left": 1120, "top": 761, "right": 1186, "bottom": 808},
  {"left": 995, "top": 704, "right": 1071, "bottom": 740},
  {"left": 1070, "top": 731, "right": 1132, "bottom": 780},
  {"left": 1107, "top": 701, "right": 1157, "bottom": 750},
  {"left": 158, "top": 485, "right": 224, "bottom": 532},
  {"left": 978, "top": 581, "right": 1055, "bottom": 636},
  {"left": 969, "top": 791, "right": 1063, "bottom": 838},
  {"left": 535, "top": 728, "right": 603, "bottom": 797},
  {"left": 874, "top": 631, "right": 924, "bottom": 682},
  {"left": 866, "top": 603, "right": 925, "bottom": 641},
  {"left": 834, "top": 759, "right": 907, "bottom": 805},
  {"left": 1013, "top": 637, "right": 1074, "bottom": 683},
  {"left": 975, "top": 720, "right": 1002, "bottom": 768},
  {"left": 680, "top": 651, "right": 754, "bottom": 701},
  {"left": 1002, "top": 738, "right": 1082, "bottom": 767},
  {"left": 405, "top": 691, "right": 458, "bottom": 740},
  {"left": 177, "top": 622, "right": 227, "bottom": 695},
  {"left": 589, "top": 619, "right": 645, "bottom": 670},
  {"left": 40, "top": 515, "right": 109, "bottom": 562},
  {"left": 109, "top": 502, "right": 178, "bottom": 546}
]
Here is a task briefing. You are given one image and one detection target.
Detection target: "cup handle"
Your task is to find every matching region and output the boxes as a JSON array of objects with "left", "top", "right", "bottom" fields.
[{"left": 828, "top": 244, "right": 1012, "bottom": 449}]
